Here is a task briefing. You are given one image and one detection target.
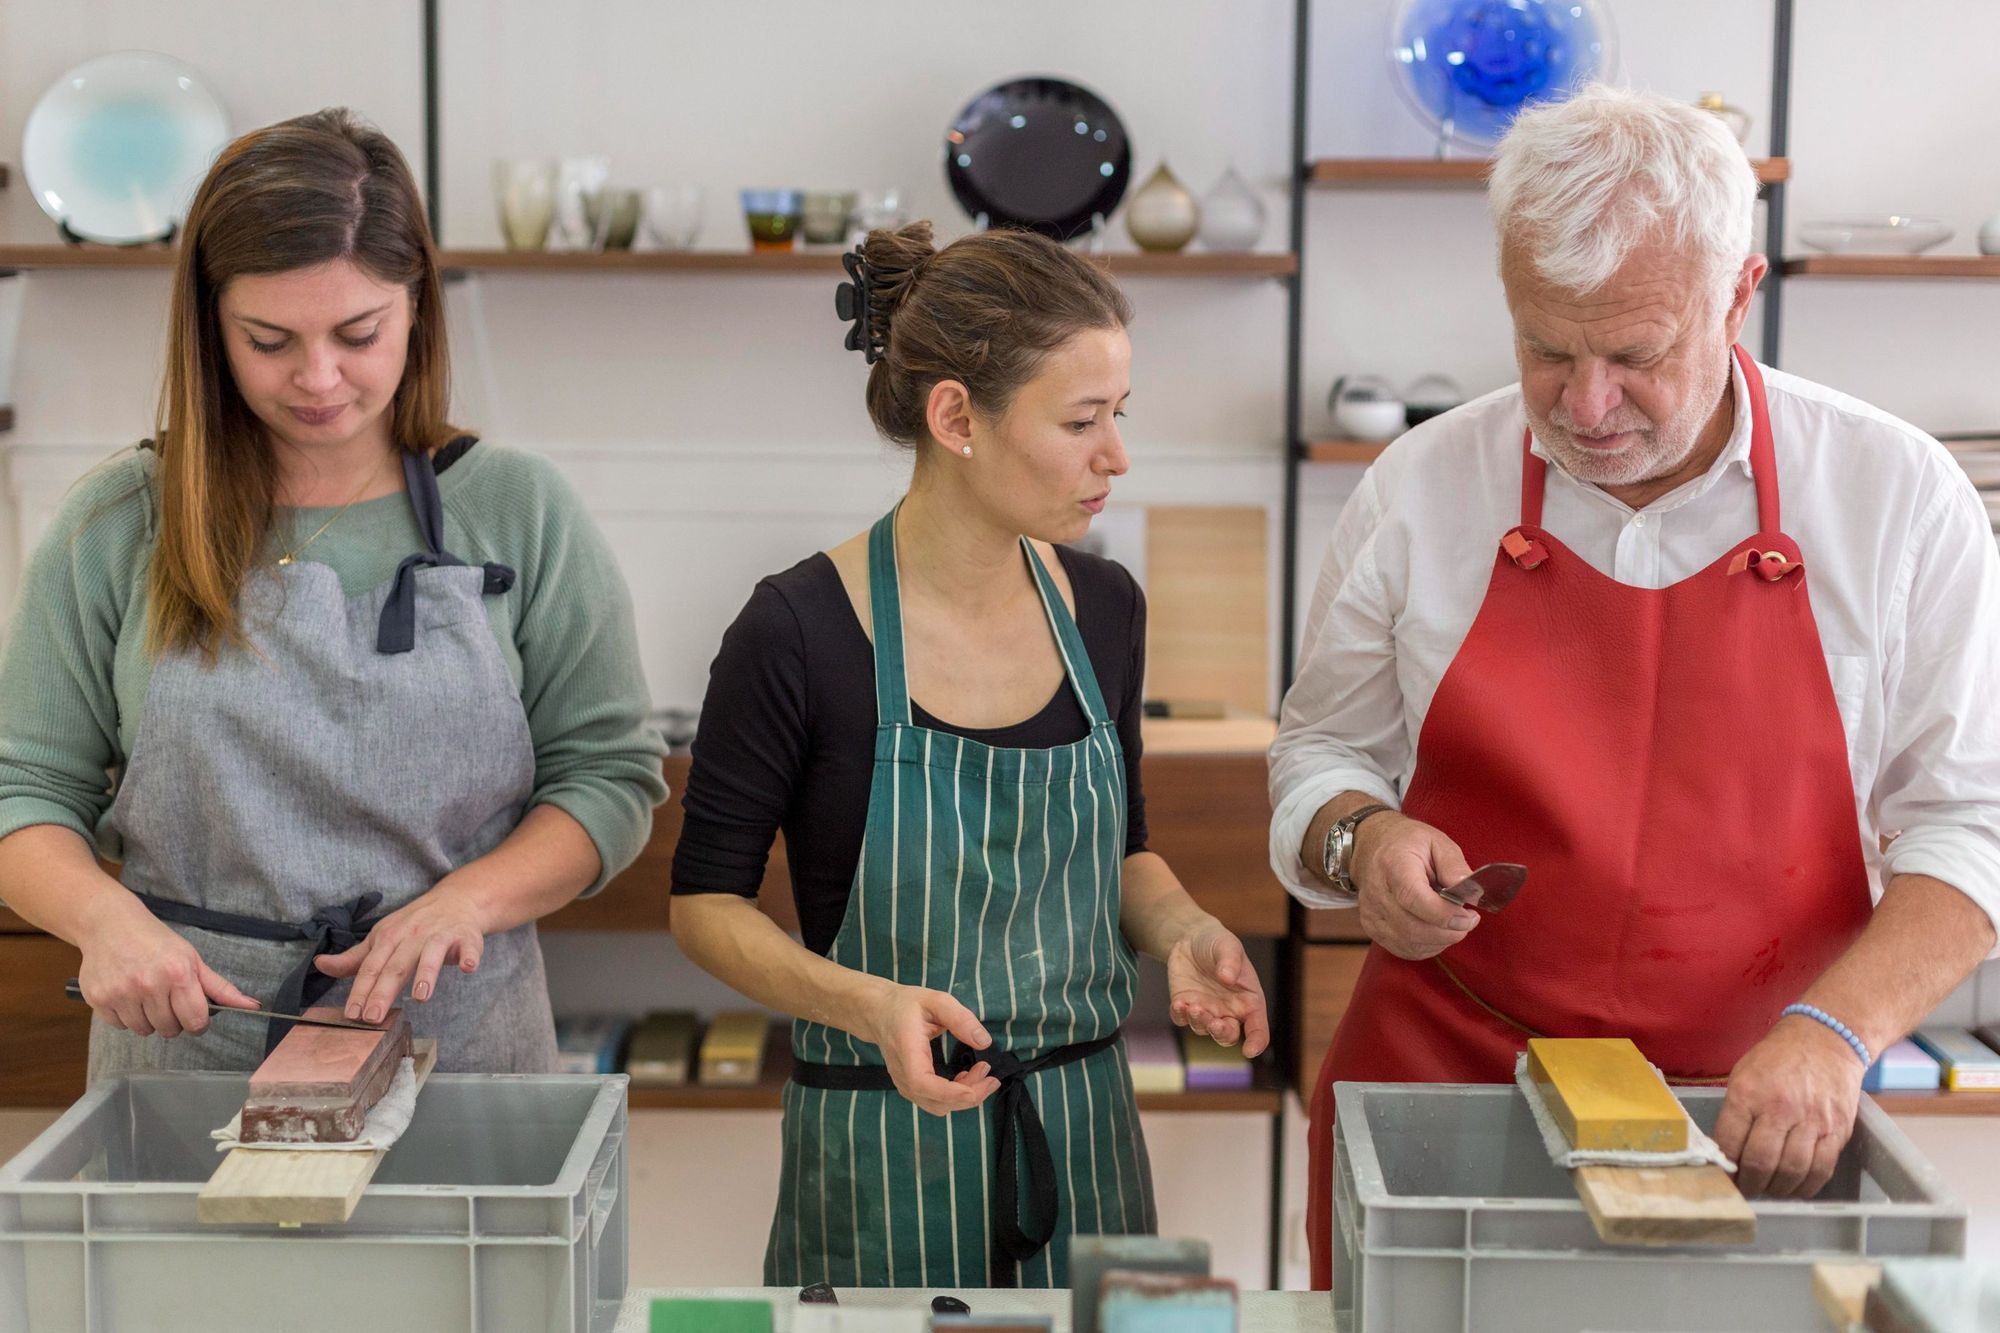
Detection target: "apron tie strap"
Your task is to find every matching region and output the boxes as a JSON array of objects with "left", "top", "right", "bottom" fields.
[
  {"left": 290, "top": 890, "right": 387, "bottom": 1011},
  {"left": 375, "top": 449, "right": 518, "bottom": 654},
  {"left": 1501, "top": 528, "right": 1550, "bottom": 570},
  {"left": 376, "top": 554, "right": 517, "bottom": 653},
  {"left": 791, "top": 1030, "right": 1122, "bottom": 1286},
  {"left": 1727, "top": 547, "right": 1801, "bottom": 582},
  {"left": 130, "top": 888, "right": 388, "bottom": 1055},
  {"left": 940, "top": 1032, "right": 1120, "bottom": 1285}
]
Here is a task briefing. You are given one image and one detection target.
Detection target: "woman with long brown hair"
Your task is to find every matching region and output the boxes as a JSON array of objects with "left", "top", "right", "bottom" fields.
[
  {"left": 0, "top": 109, "right": 665, "bottom": 1078},
  {"left": 672, "top": 222, "right": 1270, "bottom": 1288}
]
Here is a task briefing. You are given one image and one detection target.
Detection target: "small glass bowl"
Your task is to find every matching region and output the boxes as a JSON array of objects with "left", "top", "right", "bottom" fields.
[
  {"left": 740, "top": 189, "right": 804, "bottom": 251},
  {"left": 1798, "top": 216, "right": 1953, "bottom": 255}
]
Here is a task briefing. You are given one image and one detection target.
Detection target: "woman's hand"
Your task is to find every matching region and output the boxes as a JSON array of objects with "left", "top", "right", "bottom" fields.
[
  {"left": 313, "top": 879, "right": 489, "bottom": 1024},
  {"left": 856, "top": 982, "right": 1003, "bottom": 1116},
  {"left": 79, "top": 900, "right": 258, "bottom": 1038},
  {"left": 1165, "top": 920, "right": 1271, "bottom": 1057}
]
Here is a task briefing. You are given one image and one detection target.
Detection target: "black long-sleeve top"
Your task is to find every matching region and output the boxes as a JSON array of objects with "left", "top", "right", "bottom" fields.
[{"left": 671, "top": 547, "right": 1149, "bottom": 956}]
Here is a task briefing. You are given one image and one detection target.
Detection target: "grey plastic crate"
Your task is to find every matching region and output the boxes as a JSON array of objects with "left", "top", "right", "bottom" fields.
[
  {"left": 1332, "top": 1082, "right": 1964, "bottom": 1333},
  {"left": 0, "top": 1072, "right": 628, "bottom": 1333}
]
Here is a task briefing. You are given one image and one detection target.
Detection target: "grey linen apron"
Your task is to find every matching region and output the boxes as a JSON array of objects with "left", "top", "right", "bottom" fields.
[{"left": 89, "top": 447, "right": 558, "bottom": 1081}]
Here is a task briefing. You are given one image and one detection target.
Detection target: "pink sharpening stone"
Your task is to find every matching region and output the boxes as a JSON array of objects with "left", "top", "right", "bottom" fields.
[{"left": 240, "top": 1008, "right": 411, "bottom": 1144}]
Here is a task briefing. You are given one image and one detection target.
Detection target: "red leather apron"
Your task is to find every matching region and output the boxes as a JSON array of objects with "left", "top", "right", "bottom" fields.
[{"left": 1304, "top": 348, "right": 1873, "bottom": 1287}]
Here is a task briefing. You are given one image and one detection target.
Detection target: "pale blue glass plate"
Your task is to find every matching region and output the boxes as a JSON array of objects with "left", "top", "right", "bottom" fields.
[{"left": 22, "top": 50, "right": 230, "bottom": 245}]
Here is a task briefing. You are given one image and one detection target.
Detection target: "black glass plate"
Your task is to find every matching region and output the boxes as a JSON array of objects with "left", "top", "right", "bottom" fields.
[{"left": 944, "top": 76, "right": 1131, "bottom": 241}]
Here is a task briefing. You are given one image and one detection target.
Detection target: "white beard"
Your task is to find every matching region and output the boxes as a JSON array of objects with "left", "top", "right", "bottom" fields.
[{"left": 1526, "top": 352, "right": 1732, "bottom": 489}]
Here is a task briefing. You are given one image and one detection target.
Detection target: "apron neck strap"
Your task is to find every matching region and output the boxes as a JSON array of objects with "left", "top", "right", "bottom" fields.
[
  {"left": 1733, "top": 344, "right": 1781, "bottom": 533},
  {"left": 1519, "top": 344, "right": 1779, "bottom": 534},
  {"left": 375, "top": 448, "right": 518, "bottom": 654},
  {"left": 864, "top": 507, "right": 1113, "bottom": 730},
  {"left": 1020, "top": 539, "right": 1112, "bottom": 729},
  {"left": 403, "top": 448, "right": 447, "bottom": 554},
  {"left": 866, "top": 509, "right": 913, "bottom": 725}
]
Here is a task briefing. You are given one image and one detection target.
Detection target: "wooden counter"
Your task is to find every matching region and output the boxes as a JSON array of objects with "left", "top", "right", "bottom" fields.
[{"left": 0, "top": 735, "right": 1290, "bottom": 1106}]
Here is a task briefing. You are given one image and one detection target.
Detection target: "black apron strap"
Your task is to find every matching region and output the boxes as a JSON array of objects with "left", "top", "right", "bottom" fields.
[
  {"left": 131, "top": 889, "right": 387, "bottom": 1055},
  {"left": 792, "top": 1030, "right": 1122, "bottom": 1285},
  {"left": 375, "top": 449, "right": 517, "bottom": 655}
]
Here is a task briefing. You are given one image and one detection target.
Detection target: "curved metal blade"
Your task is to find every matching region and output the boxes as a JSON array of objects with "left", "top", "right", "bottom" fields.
[{"left": 1437, "top": 862, "right": 1529, "bottom": 914}]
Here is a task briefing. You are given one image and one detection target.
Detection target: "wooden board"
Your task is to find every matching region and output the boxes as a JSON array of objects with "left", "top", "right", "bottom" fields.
[
  {"left": 1813, "top": 1262, "right": 1880, "bottom": 1330},
  {"left": 197, "top": 1038, "right": 437, "bottom": 1225},
  {"left": 1573, "top": 1164, "right": 1756, "bottom": 1246},
  {"left": 1144, "top": 506, "right": 1269, "bottom": 718}
]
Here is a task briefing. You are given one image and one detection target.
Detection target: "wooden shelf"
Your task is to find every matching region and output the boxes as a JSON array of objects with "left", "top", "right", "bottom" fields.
[
  {"left": 1300, "top": 439, "right": 1392, "bottom": 463},
  {"left": 0, "top": 245, "right": 174, "bottom": 274},
  {"left": 1782, "top": 255, "right": 2000, "bottom": 280},
  {"left": 1870, "top": 1090, "right": 2000, "bottom": 1117},
  {"left": 1309, "top": 157, "right": 1789, "bottom": 188},
  {"left": 1142, "top": 716, "right": 1276, "bottom": 755},
  {"left": 0, "top": 245, "right": 1295, "bottom": 279},
  {"left": 439, "top": 249, "right": 1296, "bottom": 278}
]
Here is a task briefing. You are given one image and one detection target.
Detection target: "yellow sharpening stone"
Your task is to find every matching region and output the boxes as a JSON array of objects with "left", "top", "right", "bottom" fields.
[
  {"left": 1527, "top": 1037, "right": 1689, "bottom": 1154},
  {"left": 698, "top": 1012, "right": 770, "bottom": 1087}
]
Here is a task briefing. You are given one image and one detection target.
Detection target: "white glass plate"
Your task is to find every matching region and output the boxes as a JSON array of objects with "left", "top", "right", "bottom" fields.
[
  {"left": 22, "top": 51, "right": 230, "bottom": 245},
  {"left": 1798, "top": 216, "right": 1953, "bottom": 255}
]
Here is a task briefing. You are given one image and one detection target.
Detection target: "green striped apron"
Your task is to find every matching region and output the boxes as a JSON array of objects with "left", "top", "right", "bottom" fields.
[{"left": 765, "top": 509, "right": 1156, "bottom": 1289}]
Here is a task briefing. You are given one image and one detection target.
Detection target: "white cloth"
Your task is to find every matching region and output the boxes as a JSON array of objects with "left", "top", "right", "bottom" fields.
[
  {"left": 210, "top": 1055, "right": 419, "bottom": 1152},
  {"left": 1269, "top": 356, "right": 2000, "bottom": 957},
  {"left": 1512, "top": 1052, "right": 1736, "bottom": 1172}
]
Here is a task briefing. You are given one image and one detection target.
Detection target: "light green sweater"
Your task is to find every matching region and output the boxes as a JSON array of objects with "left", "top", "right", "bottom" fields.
[{"left": 0, "top": 442, "right": 667, "bottom": 894}]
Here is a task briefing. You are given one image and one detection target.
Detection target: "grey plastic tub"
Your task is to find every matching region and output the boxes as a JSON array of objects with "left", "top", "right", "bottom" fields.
[
  {"left": 0, "top": 1073, "right": 628, "bottom": 1333},
  {"left": 1332, "top": 1082, "right": 1964, "bottom": 1333}
]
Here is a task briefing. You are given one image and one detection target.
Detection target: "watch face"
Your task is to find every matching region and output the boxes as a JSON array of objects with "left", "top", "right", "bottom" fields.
[{"left": 1323, "top": 824, "right": 1350, "bottom": 884}]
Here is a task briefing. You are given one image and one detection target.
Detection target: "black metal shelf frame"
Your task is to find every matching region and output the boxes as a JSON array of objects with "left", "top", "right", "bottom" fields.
[{"left": 1277, "top": 0, "right": 1798, "bottom": 684}]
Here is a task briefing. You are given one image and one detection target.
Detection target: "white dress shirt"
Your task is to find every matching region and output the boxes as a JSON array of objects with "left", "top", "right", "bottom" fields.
[{"left": 1269, "top": 356, "right": 2000, "bottom": 956}]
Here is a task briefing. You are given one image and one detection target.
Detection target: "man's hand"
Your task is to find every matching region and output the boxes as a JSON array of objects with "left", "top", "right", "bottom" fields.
[
  {"left": 1713, "top": 1014, "right": 1865, "bottom": 1197},
  {"left": 1351, "top": 812, "right": 1481, "bottom": 960}
]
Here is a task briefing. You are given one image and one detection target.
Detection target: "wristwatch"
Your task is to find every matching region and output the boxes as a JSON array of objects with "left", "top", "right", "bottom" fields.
[{"left": 1321, "top": 803, "right": 1395, "bottom": 895}]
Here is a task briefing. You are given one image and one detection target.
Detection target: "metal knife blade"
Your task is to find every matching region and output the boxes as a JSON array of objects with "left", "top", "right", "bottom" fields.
[
  {"left": 1436, "top": 862, "right": 1529, "bottom": 914},
  {"left": 62, "top": 978, "right": 389, "bottom": 1032}
]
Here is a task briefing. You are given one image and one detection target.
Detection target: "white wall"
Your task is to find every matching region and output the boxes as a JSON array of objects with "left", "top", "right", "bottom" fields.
[{"left": 7, "top": 1, "right": 1996, "bottom": 696}]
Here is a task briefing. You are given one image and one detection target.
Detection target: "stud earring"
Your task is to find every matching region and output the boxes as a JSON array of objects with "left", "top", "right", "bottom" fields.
[{"left": 961, "top": 445, "right": 973, "bottom": 457}]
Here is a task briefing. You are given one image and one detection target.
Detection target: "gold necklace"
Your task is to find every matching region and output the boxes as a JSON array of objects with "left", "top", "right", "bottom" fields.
[{"left": 276, "top": 454, "right": 395, "bottom": 566}]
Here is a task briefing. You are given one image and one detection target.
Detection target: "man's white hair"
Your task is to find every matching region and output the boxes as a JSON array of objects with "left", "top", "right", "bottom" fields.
[{"left": 1488, "top": 84, "right": 1758, "bottom": 306}]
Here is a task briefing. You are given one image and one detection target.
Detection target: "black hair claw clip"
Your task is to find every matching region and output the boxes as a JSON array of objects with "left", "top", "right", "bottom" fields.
[{"left": 834, "top": 246, "right": 881, "bottom": 364}]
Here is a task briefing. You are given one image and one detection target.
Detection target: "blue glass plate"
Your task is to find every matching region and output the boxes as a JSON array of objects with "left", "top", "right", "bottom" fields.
[
  {"left": 23, "top": 51, "right": 231, "bottom": 245},
  {"left": 1389, "top": 0, "right": 1615, "bottom": 152}
]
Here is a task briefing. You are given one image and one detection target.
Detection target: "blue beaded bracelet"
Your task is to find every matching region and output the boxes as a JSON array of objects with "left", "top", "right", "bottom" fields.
[{"left": 1781, "top": 1003, "right": 1872, "bottom": 1068}]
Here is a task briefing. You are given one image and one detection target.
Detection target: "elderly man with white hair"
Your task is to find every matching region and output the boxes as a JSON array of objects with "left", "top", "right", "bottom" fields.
[{"left": 1271, "top": 84, "right": 2000, "bottom": 1285}]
